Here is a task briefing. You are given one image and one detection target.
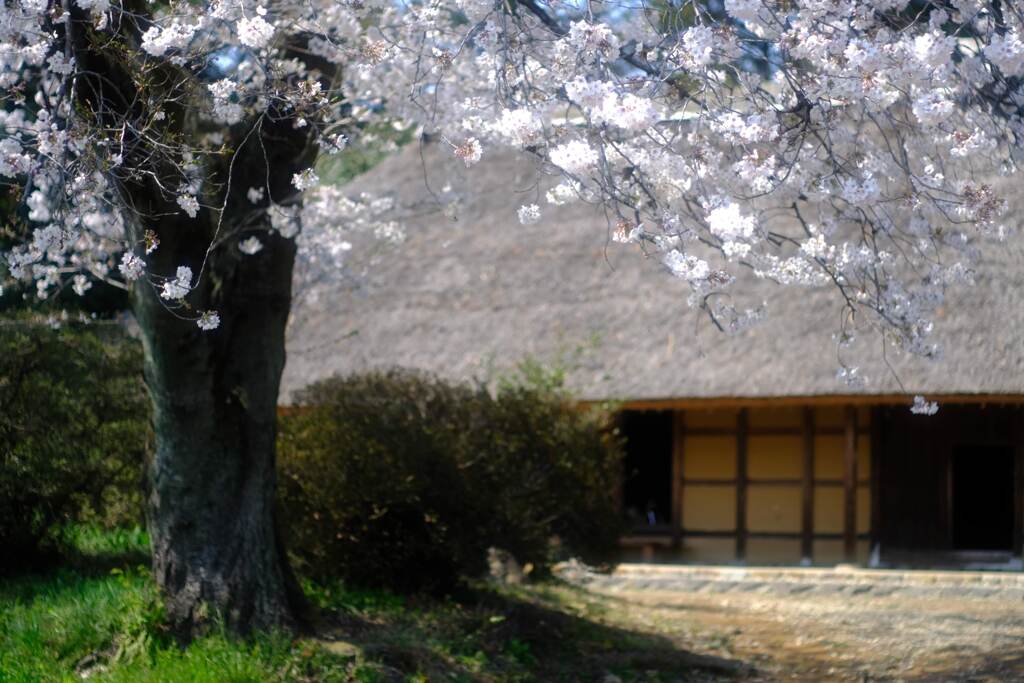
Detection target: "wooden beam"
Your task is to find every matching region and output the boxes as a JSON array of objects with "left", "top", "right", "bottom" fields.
[
  {"left": 843, "top": 406, "right": 859, "bottom": 562},
  {"left": 683, "top": 477, "right": 801, "bottom": 486},
  {"left": 671, "top": 410, "right": 685, "bottom": 550},
  {"left": 802, "top": 407, "right": 815, "bottom": 563},
  {"left": 680, "top": 426, "right": 870, "bottom": 437},
  {"left": 736, "top": 408, "right": 748, "bottom": 563},
  {"left": 602, "top": 393, "right": 1024, "bottom": 412},
  {"left": 677, "top": 529, "right": 870, "bottom": 540},
  {"left": 681, "top": 477, "right": 867, "bottom": 487}
]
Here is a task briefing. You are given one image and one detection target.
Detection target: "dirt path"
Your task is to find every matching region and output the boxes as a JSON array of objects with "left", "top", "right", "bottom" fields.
[{"left": 561, "top": 565, "right": 1024, "bottom": 681}]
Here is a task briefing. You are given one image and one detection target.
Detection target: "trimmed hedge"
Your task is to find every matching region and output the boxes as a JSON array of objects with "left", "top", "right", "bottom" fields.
[
  {"left": 0, "top": 320, "right": 148, "bottom": 570},
  {"left": 278, "top": 367, "right": 623, "bottom": 593}
]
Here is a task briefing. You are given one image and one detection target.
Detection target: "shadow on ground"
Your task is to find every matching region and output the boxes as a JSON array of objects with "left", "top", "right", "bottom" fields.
[
  {"left": 315, "top": 584, "right": 753, "bottom": 682},
  {"left": 897, "top": 651, "right": 1024, "bottom": 683}
]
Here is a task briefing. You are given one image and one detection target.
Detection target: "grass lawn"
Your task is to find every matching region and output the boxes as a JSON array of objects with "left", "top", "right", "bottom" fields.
[{"left": 0, "top": 528, "right": 737, "bottom": 683}]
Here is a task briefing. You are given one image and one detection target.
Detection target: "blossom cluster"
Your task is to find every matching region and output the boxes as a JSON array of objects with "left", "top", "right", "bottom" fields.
[
  {"left": 1, "top": 0, "right": 1021, "bottom": 387},
  {"left": 345, "top": 0, "right": 1021, "bottom": 390}
]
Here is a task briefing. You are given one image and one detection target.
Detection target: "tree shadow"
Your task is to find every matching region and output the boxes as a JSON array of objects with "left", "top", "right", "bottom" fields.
[
  {"left": 0, "top": 532, "right": 149, "bottom": 604},
  {"left": 897, "top": 651, "right": 1024, "bottom": 682},
  {"left": 315, "top": 582, "right": 755, "bottom": 682}
]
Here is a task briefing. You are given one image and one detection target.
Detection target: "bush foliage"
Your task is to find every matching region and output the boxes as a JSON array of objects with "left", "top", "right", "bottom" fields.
[
  {"left": 278, "top": 367, "right": 623, "bottom": 592},
  {"left": 0, "top": 319, "right": 149, "bottom": 569},
  {"left": 0, "top": 316, "right": 622, "bottom": 593}
]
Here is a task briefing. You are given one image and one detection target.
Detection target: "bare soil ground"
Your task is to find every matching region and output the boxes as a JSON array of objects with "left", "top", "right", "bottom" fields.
[{"left": 558, "top": 567, "right": 1024, "bottom": 682}]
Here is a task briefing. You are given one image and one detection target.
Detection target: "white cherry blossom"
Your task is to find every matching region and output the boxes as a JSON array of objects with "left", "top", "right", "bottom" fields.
[
  {"left": 196, "top": 310, "right": 221, "bottom": 330},
  {"left": 239, "top": 237, "right": 263, "bottom": 255},
  {"left": 161, "top": 266, "right": 193, "bottom": 301},
  {"left": 238, "top": 10, "right": 275, "bottom": 49},
  {"left": 517, "top": 204, "right": 541, "bottom": 225},
  {"left": 3, "top": 0, "right": 1023, "bottom": 379}
]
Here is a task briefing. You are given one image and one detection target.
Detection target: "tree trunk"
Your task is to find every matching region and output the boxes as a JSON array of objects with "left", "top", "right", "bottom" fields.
[
  {"left": 65, "top": 8, "right": 330, "bottom": 636},
  {"left": 125, "top": 113, "right": 319, "bottom": 636},
  {"left": 133, "top": 225, "right": 305, "bottom": 635}
]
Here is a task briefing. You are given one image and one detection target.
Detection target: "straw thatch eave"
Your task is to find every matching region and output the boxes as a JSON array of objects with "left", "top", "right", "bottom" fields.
[{"left": 281, "top": 143, "right": 1024, "bottom": 404}]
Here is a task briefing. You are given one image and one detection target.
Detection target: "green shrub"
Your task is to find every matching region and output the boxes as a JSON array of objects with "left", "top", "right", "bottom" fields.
[
  {"left": 475, "top": 373, "right": 624, "bottom": 572},
  {"left": 277, "top": 367, "right": 623, "bottom": 593},
  {"left": 0, "top": 319, "right": 148, "bottom": 570},
  {"left": 278, "top": 371, "right": 490, "bottom": 593}
]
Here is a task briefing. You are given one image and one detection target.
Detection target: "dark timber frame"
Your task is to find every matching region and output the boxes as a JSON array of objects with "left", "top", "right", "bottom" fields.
[
  {"left": 622, "top": 401, "right": 872, "bottom": 563},
  {"left": 801, "top": 407, "right": 815, "bottom": 562},
  {"left": 618, "top": 397, "right": 1024, "bottom": 567},
  {"left": 735, "top": 409, "right": 749, "bottom": 561},
  {"left": 671, "top": 411, "right": 685, "bottom": 549},
  {"left": 844, "top": 406, "right": 859, "bottom": 562},
  {"left": 873, "top": 403, "right": 1024, "bottom": 566}
]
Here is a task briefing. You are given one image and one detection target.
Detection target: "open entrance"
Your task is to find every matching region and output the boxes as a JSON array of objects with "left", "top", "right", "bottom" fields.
[
  {"left": 952, "top": 445, "right": 1015, "bottom": 551},
  {"left": 620, "top": 410, "right": 673, "bottom": 530}
]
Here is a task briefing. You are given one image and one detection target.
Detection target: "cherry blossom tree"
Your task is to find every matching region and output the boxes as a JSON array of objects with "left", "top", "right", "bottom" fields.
[{"left": 3, "top": 0, "right": 1022, "bottom": 633}]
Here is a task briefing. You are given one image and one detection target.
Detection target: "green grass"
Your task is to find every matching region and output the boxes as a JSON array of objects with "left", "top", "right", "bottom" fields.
[
  {"left": 0, "top": 527, "right": 738, "bottom": 682},
  {"left": 58, "top": 525, "right": 150, "bottom": 564}
]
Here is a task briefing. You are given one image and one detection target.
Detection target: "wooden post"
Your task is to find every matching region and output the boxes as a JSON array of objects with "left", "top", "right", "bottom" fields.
[
  {"left": 1014, "top": 408, "right": 1024, "bottom": 560},
  {"left": 869, "top": 407, "right": 883, "bottom": 565},
  {"left": 843, "top": 406, "right": 859, "bottom": 563},
  {"left": 671, "top": 410, "right": 685, "bottom": 550},
  {"left": 801, "top": 407, "right": 815, "bottom": 563},
  {"left": 736, "top": 408, "right": 748, "bottom": 563}
]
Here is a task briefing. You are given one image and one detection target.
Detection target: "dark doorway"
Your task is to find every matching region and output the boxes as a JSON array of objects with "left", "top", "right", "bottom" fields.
[
  {"left": 621, "top": 410, "right": 673, "bottom": 530},
  {"left": 952, "top": 445, "right": 1015, "bottom": 550}
]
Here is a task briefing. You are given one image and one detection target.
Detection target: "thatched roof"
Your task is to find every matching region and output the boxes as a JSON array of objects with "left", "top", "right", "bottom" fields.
[{"left": 281, "top": 143, "right": 1024, "bottom": 404}]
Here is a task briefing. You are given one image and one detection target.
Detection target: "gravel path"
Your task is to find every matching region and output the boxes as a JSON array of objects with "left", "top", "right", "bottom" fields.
[{"left": 558, "top": 563, "right": 1024, "bottom": 681}]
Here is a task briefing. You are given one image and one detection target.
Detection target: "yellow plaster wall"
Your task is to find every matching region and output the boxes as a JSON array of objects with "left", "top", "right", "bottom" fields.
[
  {"left": 812, "top": 434, "right": 871, "bottom": 480},
  {"left": 746, "top": 538, "right": 802, "bottom": 564},
  {"left": 857, "top": 439, "right": 871, "bottom": 479},
  {"left": 667, "top": 405, "right": 874, "bottom": 566},
  {"left": 814, "top": 539, "right": 871, "bottom": 565},
  {"left": 814, "top": 485, "right": 871, "bottom": 534},
  {"left": 682, "top": 485, "right": 736, "bottom": 530},
  {"left": 681, "top": 537, "right": 735, "bottom": 564},
  {"left": 814, "top": 435, "right": 845, "bottom": 479},
  {"left": 747, "top": 485, "right": 802, "bottom": 532},
  {"left": 858, "top": 486, "right": 871, "bottom": 534},
  {"left": 813, "top": 486, "right": 844, "bottom": 533},
  {"left": 683, "top": 436, "right": 736, "bottom": 479},
  {"left": 748, "top": 436, "right": 803, "bottom": 479}
]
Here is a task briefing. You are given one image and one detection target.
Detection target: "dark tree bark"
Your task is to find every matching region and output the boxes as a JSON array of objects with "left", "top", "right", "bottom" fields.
[
  {"left": 133, "top": 239, "right": 299, "bottom": 634},
  {"left": 134, "top": 262, "right": 301, "bottom": 632},
  {"left": 111, "top": 109, "right": 320, "bottom": 633},
  {"left": 127, "top": 114, "right": 319, "bottom": 634},
  {"left": 65, "top": 4, "right": 333, "bottom": 635}
]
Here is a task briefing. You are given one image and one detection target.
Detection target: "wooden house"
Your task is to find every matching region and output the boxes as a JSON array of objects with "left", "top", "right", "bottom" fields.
[{"left": 282, "top": 144, "right": 1024, "bottom": 569}]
